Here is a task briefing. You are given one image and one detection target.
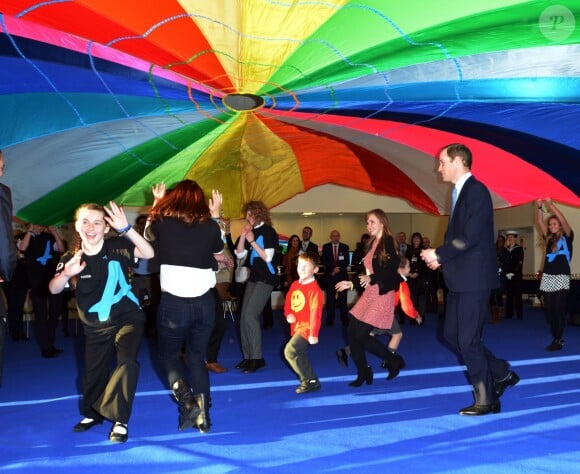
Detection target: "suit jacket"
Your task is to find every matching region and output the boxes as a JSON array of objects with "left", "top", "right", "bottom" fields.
[
  {"left": 321, "top": 242, "right": 349, "bottom": 283},
  {"left": 437, "top": 176, "right": 498, "bottom": 293},
  {"left": 301, "top": 241, "right": 318, "bottom": 254},
  {"left": 0, "top": 183, "right": 16, "bottom": 281}
]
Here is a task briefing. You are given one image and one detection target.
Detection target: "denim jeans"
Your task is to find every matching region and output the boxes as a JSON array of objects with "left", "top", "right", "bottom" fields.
[{"left": 157, "top": 291, "right": 215, "bottom": 395}]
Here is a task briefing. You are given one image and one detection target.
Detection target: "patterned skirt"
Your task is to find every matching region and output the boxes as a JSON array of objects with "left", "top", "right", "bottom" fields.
[
  {"left": 350, "top": 284, "right": 395, "bottom": 330},
  {"left": 539, "top": 273, "right": 570, "bottom": 292}
]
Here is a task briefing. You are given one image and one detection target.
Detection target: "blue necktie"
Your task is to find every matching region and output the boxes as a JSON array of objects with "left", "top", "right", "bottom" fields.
[{"left": 450, "top": 187, "right": 458, "bottom": 217}]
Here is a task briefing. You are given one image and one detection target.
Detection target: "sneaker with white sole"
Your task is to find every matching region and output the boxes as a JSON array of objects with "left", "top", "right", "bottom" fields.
[{"left": 295, "top": 378, "right": 321, "bottom": 394}]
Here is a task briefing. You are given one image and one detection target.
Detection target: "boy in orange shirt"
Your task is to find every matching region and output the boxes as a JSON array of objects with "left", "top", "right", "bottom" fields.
[{"left": 284, "top": 252, "right": 323, "bottom": 394}]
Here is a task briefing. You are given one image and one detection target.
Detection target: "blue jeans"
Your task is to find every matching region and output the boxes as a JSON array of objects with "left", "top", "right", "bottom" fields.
[{"left": 157, "top": 291, "right": 215, "bottom": 395}]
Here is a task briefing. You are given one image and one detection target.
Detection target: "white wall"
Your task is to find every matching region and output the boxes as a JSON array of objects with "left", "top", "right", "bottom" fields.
[
  {"left": 63, "top": 189, "right": 579, "bottom": 276},
  {"left": 270, "top": 189, "right": 580, "bottom": 276}
]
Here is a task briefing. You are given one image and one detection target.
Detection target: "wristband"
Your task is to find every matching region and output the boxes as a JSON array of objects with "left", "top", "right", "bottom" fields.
[
  {"left": 248, "top": 240, "right": 255, "bottom": 245},
  {"left": 117, "top": 224, "right": 132, "bottom": 236}
]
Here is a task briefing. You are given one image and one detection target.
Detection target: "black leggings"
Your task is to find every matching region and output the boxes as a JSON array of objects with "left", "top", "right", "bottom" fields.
[
  {"left": 347, "top": 315, "right": 397, "bottom": 375},
  {"left": 543, "top": 289, "right": 568, "bottom": 340}
]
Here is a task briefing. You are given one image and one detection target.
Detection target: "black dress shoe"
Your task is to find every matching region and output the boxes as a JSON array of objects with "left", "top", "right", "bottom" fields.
[
  {"left": 235, "top": 359, "right": 250, "bottom": 370},
  {"left": 336, "top": 348, "right": 348, "bottom": 368},
  {"left": 546, "top": 339, "right": 563, "bottom": 351},
  {"left": 42, "top": 347, "right": 63, "bottom": 358},
  {"left": 243, "top": 358, "right": 266, "bottom": 373},
  {"left": 108, "top": 422, "right": 128, "bottom": 443},
  {"left": 459, "top": 401, "right": 501, "bottom": 416},
  {"left": 495, "top": 370, "right": 520, "bottom": 397},
  {"left": 73, "top": 418, "right": 103, "bottom": 432}
]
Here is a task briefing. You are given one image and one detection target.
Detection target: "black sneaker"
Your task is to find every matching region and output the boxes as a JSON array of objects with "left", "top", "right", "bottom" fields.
[
  {"left": 296, "top": 379, "right": 321, "bottom": 394},
  {"left": 546, "top": 339, "right": 564, "bottom": 351}
]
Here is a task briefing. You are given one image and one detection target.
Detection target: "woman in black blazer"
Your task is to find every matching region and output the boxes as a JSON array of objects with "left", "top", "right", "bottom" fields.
[{"left": 336, "top": 209, "right": 403, "bottom": 386}]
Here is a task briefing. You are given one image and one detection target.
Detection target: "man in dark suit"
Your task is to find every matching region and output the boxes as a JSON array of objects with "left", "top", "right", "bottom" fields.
[
  {"left": 0, "top": 149, "right": 17, "bottom": 386},
  {"left": 322, "top": 230, "right": 349, "bottom": 326},
  {"left": 299, "top": 226, "right": 318, "bottom": 255},
  {"left": 504, "top": 230, "right": 524, "bottom": 320},
  {"left": 421, "top": 143, "right": 519, "bottom": 416}
]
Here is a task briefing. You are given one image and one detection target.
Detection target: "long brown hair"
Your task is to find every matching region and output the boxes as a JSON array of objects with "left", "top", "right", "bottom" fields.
[
  {"left": 547, "top": 215, "right": 564, "bottom": 253},
  {"left": 149, "top": 180, "right": 210, "bottom": 223},
  {"left": 243, "top": 200, "right": 272, "bottom": 226},
  {"left": 365, "top": 208, "right": 394, "bottom": 263}
]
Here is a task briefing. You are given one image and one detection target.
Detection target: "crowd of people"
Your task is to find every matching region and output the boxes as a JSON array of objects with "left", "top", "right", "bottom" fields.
[{"left": 0, "top": 144, "right": 575, "bottom": 442}]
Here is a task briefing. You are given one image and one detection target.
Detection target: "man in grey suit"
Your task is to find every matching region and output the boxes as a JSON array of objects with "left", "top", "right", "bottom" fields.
[
  {"left": 0, "top": 149, "right": 17, "bottom": 387},
  {"left": 421, "top": 143, "right": 519, "bottom": 415}
]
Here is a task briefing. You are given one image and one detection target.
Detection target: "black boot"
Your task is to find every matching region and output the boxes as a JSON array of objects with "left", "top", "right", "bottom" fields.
[
  {"left": 193, "top": 393, "right": 211, "bottom": 434},
  {"left": 172, "top": 379, "right": 201, "bottom": 431},
  {"left": 385, "top": 352, "right": 403, "bottom": 380},
  {"left": 349, "top": 366, "right": 373, "bottom": 387},
  {"left": 382, "top": 350, "right": 406, "bottom": 371}
]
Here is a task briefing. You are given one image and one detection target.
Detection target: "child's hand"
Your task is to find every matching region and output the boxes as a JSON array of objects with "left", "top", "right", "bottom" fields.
[
  {"left": 308, "top": 336, "right": 318, "bottom": 345},
  {"left": 286, "top": 314, "right": 296, "bottom": 324},
  {"left": 64, "top": 250, "right": 86, "bottom": 277},
  {"left": 104, "top": 201, "right": 128, "bottom": 231}
]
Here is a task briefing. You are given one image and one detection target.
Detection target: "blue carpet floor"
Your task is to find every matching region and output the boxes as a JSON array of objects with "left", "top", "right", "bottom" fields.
[{"left": 1, "top": 305, "right": 579, "bottom": 474}]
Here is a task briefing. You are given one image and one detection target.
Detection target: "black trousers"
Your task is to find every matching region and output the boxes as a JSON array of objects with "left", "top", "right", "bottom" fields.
[
  {"left": 206, "top": 289, "right": 226, "bottom": 363},
  {"left": 30, "top": 284, "right": 62, "bottom": 354},
  {"left": 325, "top": 278, "right": 349, "bottom": 325},
  {"left": 444, "top": 290, "right": 509, "bottom": 404},
  {"left": 505, "top": 277, "right": 523, "bottom": 318},
  {"left": 82, "top": 317, "right": 144, "bottom": 424}
]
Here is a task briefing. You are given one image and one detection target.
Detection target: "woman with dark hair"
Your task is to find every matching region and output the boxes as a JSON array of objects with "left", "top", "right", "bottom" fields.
[
  {"left": 536, "top": 198, "right": 574, "bottom": 351},
  {"left": 335, "top": 209, "right": 403, "bottom": 386},
  {"left": 282, "top": 234, "right": 301, "bottom": 293},
  {"left": 148, "top": 180, "right": 230, "bottom": 433},
  {"left": 405, "top": 231, "right": 427, "bottom": 324},
  {"left": 234, "top": 201, "right": 279, "bottom": 373}
]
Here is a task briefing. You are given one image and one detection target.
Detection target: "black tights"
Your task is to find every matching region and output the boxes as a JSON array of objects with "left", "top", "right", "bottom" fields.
[
  {"left": 543, "top": 289, "right": 568, "bottom": 340},
  {"left": 347, "top": 315, "right": 396, "bottom": 375}
]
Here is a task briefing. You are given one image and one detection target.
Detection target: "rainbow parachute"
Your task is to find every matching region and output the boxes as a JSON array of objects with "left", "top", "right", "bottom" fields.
[{"left": 1, "top": 1, "right": 579, "bottom": 224}]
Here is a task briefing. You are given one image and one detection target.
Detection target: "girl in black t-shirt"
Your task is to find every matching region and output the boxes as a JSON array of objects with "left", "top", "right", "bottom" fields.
[{"left": 50, "top": 202, "right": 154, "bottom": 443}]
